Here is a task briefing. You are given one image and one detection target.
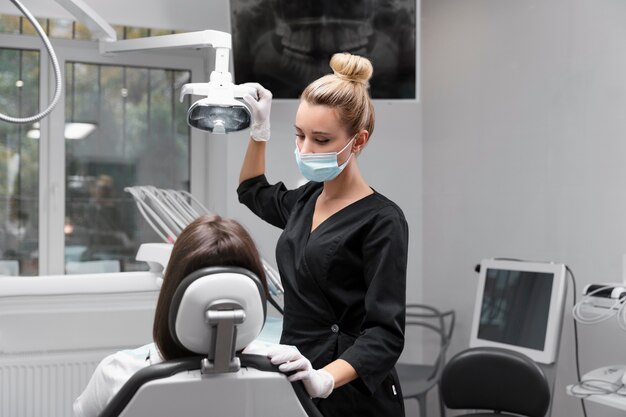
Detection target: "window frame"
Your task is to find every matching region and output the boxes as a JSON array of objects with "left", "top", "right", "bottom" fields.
[{"left": 0, "top": 33, "right": 208, "bottom": 275}]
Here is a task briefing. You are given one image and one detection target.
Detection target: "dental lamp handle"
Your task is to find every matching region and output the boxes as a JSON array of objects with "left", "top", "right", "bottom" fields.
[{"left": 242, "top": 83, "right": 272, "bottom": 142}]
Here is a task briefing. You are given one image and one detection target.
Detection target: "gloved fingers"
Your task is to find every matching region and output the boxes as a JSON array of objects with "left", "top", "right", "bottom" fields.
[
  {"left": 256, "top": 85, "right": 272, "bottom": 102},
  {"left": 240, "top": 81, "right": 262, "bottom": 91},
  {"left": 278, "top": 358, "right": 311, "bottom": 373},
  {"left": 266, "top": 344, "right": 298, "bottom": 357},
  {"left": 237, "top": 83, "right": 259, "bottom": 99},
  {"left": 240, "top": 82, "right": 271, "bottom": 101},
  {"left": 240, "top": 83, "right": 271, "bottom": 142},
  {"left": 269, "top": 350, "right": 303, "bottom": 365},
  {"left": 286, "top": 369, "right": 311, "bottom": 382},
  {"left": 266, "top": 345, "right": 302, "bottom": 365},
  {"left": 242, "top": 94, "right": 258, "bottom": 109}
]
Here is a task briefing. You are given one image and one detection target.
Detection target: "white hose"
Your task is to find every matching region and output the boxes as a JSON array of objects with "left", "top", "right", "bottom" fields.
[
  {"left": 617, "top": 300, "right": 626, "bottom": 331},
  {"left": 1, "top": 0, "right": 63, "bottom": 124},
  {"left": 572, "top": 285, "right": 625, "bottom": 325}
]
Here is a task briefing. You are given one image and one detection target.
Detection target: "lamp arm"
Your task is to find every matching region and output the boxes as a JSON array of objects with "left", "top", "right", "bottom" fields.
[
  {"left": 55, "top": 0, "right": 232, "bottom": 55},
  {"left": 99, "top": 30, "right": 232, "bottom": 55},
  {"left": 214, "top": 47, "right": 230, "bottom": 74},
  {"left": 55, "top": 0, "right": 117, "bottom": 42}
]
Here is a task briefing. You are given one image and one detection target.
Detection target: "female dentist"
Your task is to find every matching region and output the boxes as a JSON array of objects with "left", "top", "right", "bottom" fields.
[{"left": 238, "top": 52, "right": 408, "bottom": 417}]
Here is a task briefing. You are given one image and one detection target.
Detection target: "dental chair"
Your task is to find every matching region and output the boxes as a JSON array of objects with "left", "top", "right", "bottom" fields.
[{"left": 98, "top": 266, "right": 322, "bottom": 417}]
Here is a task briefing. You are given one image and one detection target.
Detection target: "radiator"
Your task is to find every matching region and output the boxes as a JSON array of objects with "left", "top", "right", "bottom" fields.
[
  {"left": 0, "top": 273, "right": 159, "bottom": 417},
  {"left": 0, "top": 350, "right": 114, "bottom": 417}
]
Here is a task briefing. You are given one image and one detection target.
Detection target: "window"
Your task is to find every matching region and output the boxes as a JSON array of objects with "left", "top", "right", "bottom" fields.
[
  {"left": 0, "top": 48, "right": 40, "bottom": 275},
  {"left": 0, "top": 14, "right": 205, "bottom": 275},
  {"left": 64, "top": 63, "right": 191, "bottom": 273}
]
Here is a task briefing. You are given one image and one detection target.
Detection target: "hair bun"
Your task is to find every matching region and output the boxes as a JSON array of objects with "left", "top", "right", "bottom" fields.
[{"left": 330, "top": 53, "right": 373, "bottom": 86}]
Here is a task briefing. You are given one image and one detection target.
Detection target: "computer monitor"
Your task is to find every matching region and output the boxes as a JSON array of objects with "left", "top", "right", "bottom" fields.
[{"left": 469, "top": 259, "right": 568, "bottom": 364}]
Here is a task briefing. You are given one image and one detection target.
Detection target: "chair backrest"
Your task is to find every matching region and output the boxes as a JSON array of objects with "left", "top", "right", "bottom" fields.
[
  {"left": 98, "top": 266, "right": 323, "bottom": 417},
  {"left": 405, "top": 304, "right": 456, "bottom": 380},
  {"left": 440, "top": 347, "right": 551, "bottom": 417},
  {"left": 100, "top": 354, "right": 322, "bottom": 417}
]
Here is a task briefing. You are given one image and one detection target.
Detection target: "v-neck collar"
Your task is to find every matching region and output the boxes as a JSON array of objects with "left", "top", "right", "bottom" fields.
[{"left": 308, "top": 188, "right": 376, "bottom": 236}]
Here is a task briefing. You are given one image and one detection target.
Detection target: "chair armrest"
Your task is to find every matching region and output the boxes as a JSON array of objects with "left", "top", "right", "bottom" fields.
[
  {"left": 239, "top": 353, "right": 325, "bottom": 417},
  {"left": 98, "top": 356, "right": 203, "bottom": 417}
]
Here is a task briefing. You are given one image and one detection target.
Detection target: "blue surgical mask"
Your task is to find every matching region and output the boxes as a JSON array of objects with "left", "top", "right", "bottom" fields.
[{"left": 294, "top": 136, "right": 356, "bottom": 182}]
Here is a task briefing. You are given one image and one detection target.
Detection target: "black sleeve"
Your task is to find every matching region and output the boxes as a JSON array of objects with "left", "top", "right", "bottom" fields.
[
  {"left": 237, "top": 174, "right": 303, "bottom": 230},
  {"left": 339, "top": 205, "right": 408, "bottom": 394}
]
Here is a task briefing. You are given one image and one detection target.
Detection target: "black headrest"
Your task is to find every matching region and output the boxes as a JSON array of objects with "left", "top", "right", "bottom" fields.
[{"left": 441, "top": 347, "right": 551, "bottom": 417}]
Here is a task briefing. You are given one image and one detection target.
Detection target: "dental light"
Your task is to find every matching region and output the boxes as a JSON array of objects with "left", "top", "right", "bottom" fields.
[
  {"left": 177, "top": 43, "right": 254, "bottom": 134},
  {"left": 8, "top": 0, "right": 252, "bottom": 134},
  {"left": 180, "top": 80, "right": 253, "bottom": 134},
  {"left": 95, "top": 29, "right": 252, "bottom": 134}
]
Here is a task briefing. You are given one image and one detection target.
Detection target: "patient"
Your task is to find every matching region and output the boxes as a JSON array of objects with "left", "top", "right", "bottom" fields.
[{"left": 73, "top": 214, "right": 268, "bottom": 417}]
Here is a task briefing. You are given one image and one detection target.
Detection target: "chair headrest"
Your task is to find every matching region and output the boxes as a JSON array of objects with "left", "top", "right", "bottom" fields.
[{"left": 168, "top": 266, "right": 266, "bottom": 355}]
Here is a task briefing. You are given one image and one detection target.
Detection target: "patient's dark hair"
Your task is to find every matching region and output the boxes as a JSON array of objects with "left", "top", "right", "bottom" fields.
[{"left": 153, "top": 214, "right": 267, "bottom": 360}]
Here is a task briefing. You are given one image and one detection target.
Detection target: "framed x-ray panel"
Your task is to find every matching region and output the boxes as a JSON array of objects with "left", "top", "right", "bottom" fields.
[{"left": 230, "top": 0, "right": 417, "bottom": 99}]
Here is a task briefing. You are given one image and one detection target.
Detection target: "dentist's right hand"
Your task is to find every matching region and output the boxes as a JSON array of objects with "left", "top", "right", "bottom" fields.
[
  {"left": 242, "top": 82, "right": 272, "bottom": 142},
  {"left": 267, "top": 344, "right": 335, "bottom": 399}
]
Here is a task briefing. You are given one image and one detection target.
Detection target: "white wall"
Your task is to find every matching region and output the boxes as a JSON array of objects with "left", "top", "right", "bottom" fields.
[
  {"left": 422, "top": 0, "right": 626, "bottom": 416},
  {"left": 0, "top": 0, "right": 230, "bottom": 32}
]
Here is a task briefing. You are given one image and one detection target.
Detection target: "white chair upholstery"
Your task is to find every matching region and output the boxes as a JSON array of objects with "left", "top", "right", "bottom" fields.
[
  {"left": 169, "top": 266, "right": 266, "bottom": 373},
  {"left": 100, "top": 266, "right": 321, "bottom": 417}
]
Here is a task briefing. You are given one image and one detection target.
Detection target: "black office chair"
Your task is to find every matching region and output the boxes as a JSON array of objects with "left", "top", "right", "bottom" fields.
[
  {"left": 396, "top": 304, "right": 455, "bottom": 417},
  {"left": 440, "top": 347, "right": 551, "bottom": 417}
]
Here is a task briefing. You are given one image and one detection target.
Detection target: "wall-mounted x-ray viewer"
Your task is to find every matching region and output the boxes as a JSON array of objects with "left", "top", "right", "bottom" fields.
[{"left": 469, "top": 259, "right": 568, "bottom": 364}]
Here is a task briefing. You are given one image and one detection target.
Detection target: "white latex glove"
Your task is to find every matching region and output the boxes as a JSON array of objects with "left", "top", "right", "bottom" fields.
[
  {"left": 267, "top": 345, "right": 335, "bottom": 399},
  {"left": 241, "top": 82, "right": 272, "bottom": 141}
]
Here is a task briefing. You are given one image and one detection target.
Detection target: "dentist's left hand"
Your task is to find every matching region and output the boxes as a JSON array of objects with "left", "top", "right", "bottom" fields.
[{"left": 267, "top": 345, "right": 335, "bottom": 399}]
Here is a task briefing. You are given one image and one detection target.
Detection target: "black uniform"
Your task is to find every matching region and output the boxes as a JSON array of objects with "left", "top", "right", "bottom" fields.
[{"left": 238, "top": 175, "right": 408, "bottom": 417}]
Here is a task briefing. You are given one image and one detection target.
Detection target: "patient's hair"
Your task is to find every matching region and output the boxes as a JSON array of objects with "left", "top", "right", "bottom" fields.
[
  {"left": 301, "top": 52, "right": 375, "bottom": 139},
  {"left": 153, "top": 214, "right": 267, "bottom": 360}
]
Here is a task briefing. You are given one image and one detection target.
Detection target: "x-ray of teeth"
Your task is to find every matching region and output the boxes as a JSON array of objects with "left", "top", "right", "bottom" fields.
[{"left": 231, "top": 0, "right": 416, "bottom": 99}]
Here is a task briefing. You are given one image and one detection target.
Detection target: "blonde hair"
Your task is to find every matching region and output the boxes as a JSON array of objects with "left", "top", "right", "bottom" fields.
[{"left": 301, "top": 53, "right": 375, "bottom": 138}]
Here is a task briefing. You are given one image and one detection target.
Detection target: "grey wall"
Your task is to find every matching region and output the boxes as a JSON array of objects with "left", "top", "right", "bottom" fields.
[{"left": 423, "top": 0, "right": 626, "bottom": 416}]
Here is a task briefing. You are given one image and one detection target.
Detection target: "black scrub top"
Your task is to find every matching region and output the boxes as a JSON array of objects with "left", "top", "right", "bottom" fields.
[{"left": 238, "top": 175, "right": 408, "bottom": 417}]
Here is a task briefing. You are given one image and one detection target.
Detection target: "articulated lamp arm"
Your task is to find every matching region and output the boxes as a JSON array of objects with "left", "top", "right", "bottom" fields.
[{"left": 56, "top": 0, "right": 250, "bottom": 134}]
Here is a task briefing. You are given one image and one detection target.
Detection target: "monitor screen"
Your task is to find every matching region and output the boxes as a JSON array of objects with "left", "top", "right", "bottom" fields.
[{"left": 469, "top": 259, "right": 567, "bottom": 364}]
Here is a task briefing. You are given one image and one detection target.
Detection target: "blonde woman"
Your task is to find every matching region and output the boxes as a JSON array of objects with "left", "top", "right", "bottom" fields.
[{"left": 238, "top": 53, "right": 408, "bottom": 417}]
